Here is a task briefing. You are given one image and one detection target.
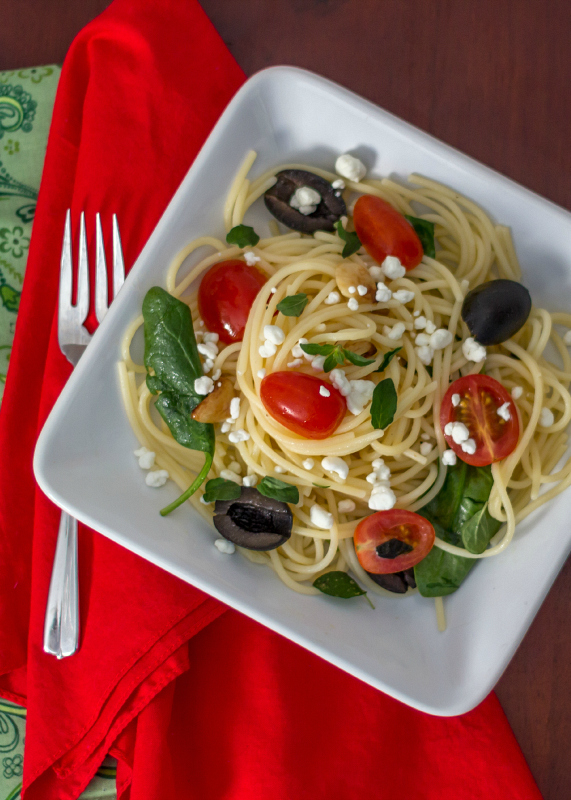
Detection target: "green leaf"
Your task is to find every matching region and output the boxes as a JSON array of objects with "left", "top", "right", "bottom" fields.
[
  {"left": 226, "top": 224, "right": 260, "bottom": 248},
  {"left": 257, "top": 476, "right": 299, "bottom": 504},
  {"left": 276, "top": 293, "right": 309, "bottom": 317},
  {"left": 334, "top": 220, "right": 361, "bottom": 258},
  {"left": 404, "top": 215, "right": 435, "bottom": 259},
  {"left": 300, "top": 342, "right": 335, "bottom": 357},
  {"left": 203, "top": 478, "right": 242, "bottom": 504},
  {"left": 370, "top": 378, "right": 398, "bottom": 430},
  {"left": 312, "top": 483, "right": 330, "bottom": 488},
  {"left": 143, "top": 287, "right": 215, "bottom": 515},
  {"left": 413, "top": 541, "right": 475, "bottom": 597},
  {"left": 313, "top": 571, "right": 373, "bottom": 607},
  {"left": 375, "top": 347, "right": 402, "bottom": 373},
  {"left": 343, "top": 349, "right": 376, "bottom": 367},
  {"left": 461, "top": 503, "right": 502, "bottom": 554}
]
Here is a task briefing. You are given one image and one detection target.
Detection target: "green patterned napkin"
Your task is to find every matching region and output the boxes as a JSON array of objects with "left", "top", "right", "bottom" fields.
[{"left": 0, "top": 65, "right": 117, "bottom": 800}]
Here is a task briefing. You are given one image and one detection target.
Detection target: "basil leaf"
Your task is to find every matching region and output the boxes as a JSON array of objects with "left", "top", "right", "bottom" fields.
[
  {"left": 203, "top": 478, "right": 242, "bottom": 504},
  {"left": 313, "top": 571, "right": 370, "bottom": 602},
  {"left": 323, "top": 353, "right": 340, "bottom": 373},
  {"left": 257, "top": 476, "right": 299, "bottom": 504},
  {"left": 375, "top": 347, "right": 402, "bottom": 373},
  {"left": 370, "top": 378, "right": 398, "bottom": 430},
  {"left": 334, "top": 220, "right": 361, "bottom": 258},
  {"left": 226, "top": 224, "right": 260, "bottom": 248},
  {"left": 404, "top": 215, "right": 435, "bottom": 259},
  {"left": 343, "top": 349, "right": 376, "bottom": 367},
  {"left": 276, "top": 293, "right": 308, "bottom": 317},
  {"left": 143, "top": 287, "right": 215, "bottom": 516},
  {"left": 300, "top": 342, "right": 335, "bottom": 356}
]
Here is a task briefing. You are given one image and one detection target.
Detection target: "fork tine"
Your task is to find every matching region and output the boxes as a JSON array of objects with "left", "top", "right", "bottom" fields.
[
  {"left": 75, "top": 212, "right": 90, "bottom": 321},
  {"left": 112, "top": 214, "right": 125, "bottom": 298},
  {"left": 58, "top": 210, "right": 73, "bottom": 327},
  {"left": 95, "top": 213, "right": 108, "bottom": 324}
]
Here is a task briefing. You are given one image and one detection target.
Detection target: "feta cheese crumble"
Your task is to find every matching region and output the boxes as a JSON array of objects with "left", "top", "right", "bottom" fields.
[
  {"left": 291, "top": 338, "right": 308, "bottom": 358},
  {"left": 381, "top": 256, "right": 406, "bottom": 280},
  {"left": 511, "top": 386, "right": 523, "bottom": 399},
  {"left": 368, "top": 484, "right": 397, "bottom": 511},
  {"left": 430, "top": 329, "right": 453, "bottom": 350},
  {"left": 357, "top": 284, "right": 369, "bottom": 297},
  {"left": 337, "top": 499, "right": 356, "bottom": 514},
  {"left": 145, "top": 470, "right": 169, "bottom": 488},
  {"left": 214, "top": 539, "right": 235, "bottom": 554},
  {"left": 290, "top": 185, "right": 321, "bottom": 215},
  {"left": 319, "top": 385, "right": 331, "bottom": 397},
  {"left": 321, "top": 456, "right": 349, "bottom": 481},
  {"left": 442, "top": 449, "right": 457, "bottom": 466},
  {"left": 134, "top": 446, "right": 156, "bottom": 470},
  {"left": 257, "top": 368, "right": 266, "bottom": 379},
  {"left": 259, "top": 340, "right": 277, "bottom": 358},
  {"left": 302, "top": 458, "right": 315, "bottom": 471},
  {"left": 324, "top": 291, "right": 341, "bottom": 305},
  {"left": 242, "top": 474, "right": 257, "bottom": 487},
  {"left": 461, "top": 438, "right": 477, "bottom": 455},
  {"left": 497, "top": 402, "right": 511, "bottom": 421},
  {"left": 415, "top": 345, "right": 434, "bottom": 365},
  {"left": 311, "top": 355, "right": 326, "bottom": 371},
  {"left": 194, "top": 376, "right": 214, "bottom": 395},
  {"left": 244, "top": 251, "right": 260, "bottom": 266},
  {"left": 203, "top": 332, "right": 219, "bottom": 344},
  {"left": 452, "top": 393, "right": 461, "bottom": 407},
  {"left": 414, "top": 315, "right": 427, "bottom": 330},
  {"left": 264, "top": 324, "right": 286, "bottom": 345},
  {"left": 220, "top": 469, "right": 242, "bottom": 484},
  {"left": 375, "top": 284, "right": 392, "bottom": 303},
  {"left": 346, "top": 379, "right": 375, "bottom": 415},
  {"left": 347, "top": 297, "right": 359, "bottom": 311},
  {"left": 310, "top": 504, "right": 334, "bottom": 530},
  {"left": 228, "top": 429, "right": 250, "bottom": 443},
  {"left": 332, "top": 178, "right": 346, "bottom": 190},
  {"left": 462, "top": 337, "right": 487, "bottom": 362},
  {"left": 393, "top": 289, "right": 415, "bottom": 304},
  {"left": 387, "top": 322, "right": 406, "bottom": 341},
  {"left": 540, "top": 407, "right": 555, "bottom": 428},
  {"left": 419, "top": 442, "right": 432, "bottom": 456},
  {"left": 444, "top": 421, "right": 470, "bottom": 444},
  {"left": 197, "top": 341, "right": 218, "bottom": 360},
  {"left": 229, "top": 397, "right": 241, "bottom": 420},
  {"left": 287, "top": 359, "right": 303, "bottom": 368},
  {"left": 335, "top": 153, "right": 367, "bottom": 182}
]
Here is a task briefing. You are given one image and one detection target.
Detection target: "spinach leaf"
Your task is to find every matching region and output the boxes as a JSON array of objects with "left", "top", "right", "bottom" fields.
[
  {"left": 461, "top": 503, "right": 501, "bottom": 554},
  {"left": 300, "top": 342, "right": 375, "bottom": 372},
  {"left": 370, "top": 378, "right": 397, "bottom": 430},
  {"left": 203, "top": 478, "right": 241, "bottom": 504},
  {"left": 226, "top": 224, "right": 260, "bottom": 248},
  {"left": 313, "top": 571, "right": 374, "bottom": 608},
  {"left": 276, "top": 293, "right": 308, "bottom": 317},
  {"left": 413, "top": 539, "right": 475, "bottom": 597},
  {"left": 334, "top": 220, "right": 361, "bottom": 258},
  {"left": 375, "top": 347, "right": 402, "bottom": 373},
  {"left": 257, "top": 476, "right": 299, "bottom": 504},
  {"left": 404, "top": 215, "right": 435, "bottom": 258},
  {"left": 143, "top": 287, "right": 215, "bottom": 516}
]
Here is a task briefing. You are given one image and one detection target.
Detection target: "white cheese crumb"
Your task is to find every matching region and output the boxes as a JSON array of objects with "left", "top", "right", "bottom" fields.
[
  {"left": 329, "top": 368, "right": 351, "bottom": 397},
  {"left": 335, "top": 153, "right": 367, "bottom": 182},
  {"left": 257, "top": 368, "right": 266, "bottom": 379},
  {"left": 413, "top": 310, "right": 421, "bottom": 317},
  {"left": 290, "top": 185, "right": 321, "bottom": 215},
  {"left": 198, "top": 341, "right": 218, "bottom": 360},
  {"left": 497, "top": 402, "right": 511, "bottom": 421},
  {"left": 414, "top": 315, "right": 427, "bottom": 330},
  {"left": 368, "top": 484, "right": 397, "bottom": 511},
  {"left": 511, "top": 386, "right": 523, "bottom": 399},
  {"left": 244, "top": 251, "right": 261, "bottom": 266},
  {"left": 321, "top": 456, "right": 349, "bottom": 481},
  {"left": 540, "top": 407, "right": 555, "bottom": 428},
  {"left": 372, "top": 458, "right": 385, "bottom": 468},
  {"left": 310, "top": 504, "right": 334, "bottom": 530},
  {"left": 221, "top": 421, "right": 232, "bottom": 433},
  {"left": 444, "top": 421, "right": 470, "bottom": 444},
  {"left": 346, "top": 379, "right": 375, "bottom": 415},
  {"left": 420, "top": 442, "right": 432, "bottom": 456},
  {"left": 430, "top": 329, "right": 453, "bottom": 350},
  {"left": 194, "top": 376, "right": 214, "bottom": 395},
  {"left": 461, "top": 438, "right": 477, "bottom": 455},
  {"left": 452, "top": 393, "right": 461, "bottom": 407},
  {"left": 274, "top": 465, "right": 285, "bottom": 473},
  {"left": 230, "top": 397, "right": 241, "bottom": 420},
  {"left": 421, "top": 433, "right": 430, "bottom": 441},
  {"left": 366, "top": 464, "right": 391, "bottom": 483},
  {"left": 324, "top": 291, "right": 341, "bottom": 305},
  {"left": 348, "top": 285, "right": 357, "bottom": 294},
  {"left": 393, "top": 289, "right": 415, "bottom": 304},
  {"left": 291, "top": 337, "right": 308, "bottom": 358},
  {"left": 228, "top": 429, "right": 250, "bottom": 443},
  {"left": 424, "top": 320, "right": 437, "bottom": 335},
  {"left": 347, "top": 297, "right": 359, "bottom": 311},
  {"left": 337, "top": 499, "right": 356, "bottom": 513},
  {"left": 264, "top": 324, "right": 285, "bottom": 345},
  {"left": 319, "top": 385, "right": 331, "bottom": 397},
  {"left": 203, "top": 358, "right": 214, "bottom": 373},
  {"left": 242, "top": 474, "right": 257, "bottom": 487},
  {"left": 387, "top": 322, "right": 406, "bottom": 341},
  {"left": 357, "top": 284, "right": 369, "bottom": 297},
  {"left": 259, "top": 340, "right": 277, "bottom": 358},
  {"left": 203, "top": 332, "right": 219, "bottom": 344},
  {"left": 332, "top": 178, "right": 346, "bottom": 190},
  {"left": 214, "top": 538, "right": 235, "bottom": 554},
  {"left": 375, "top": 284, "right": 392, "bottom": 303},
  {"left": 381, "top": 256, "right": 406, "bottom": 280},
  {"left": 145, "top": 470, "right": 169, "bottom": 488},
  {"left": 220, "top": 469, "right": 242, "bottom": 484},
  {"left": 211, "top": 368, "right": 221, "bottom": 381},
  {"left": 462, "top": 337, "right": 487, "bottom": 362},
  {"left": 302, "top": 458, "right": 315, "bottom": 470},
  {"left": 369, "top": 266, "right": 384, "bottom": 281},
  {"left": 563, "top": 330, "right": 571, "bottom": 345},
  {"left": 415, "top": 333, "right": 431, "bottom": 346},
  {"left": 134, "top": 447, "right": 155, "bottom": 470},
  {"left": 311, "top": 355, "right": 326, "bottom": 371},
  {"left": 416, "top": 345, "right": 434, "bottom": 365},
  {"left": 287, "top": 359, "right": 303, "bottom": 368},
  {"left": 442, "top": 449, "right": 457, "bottom": 466}
]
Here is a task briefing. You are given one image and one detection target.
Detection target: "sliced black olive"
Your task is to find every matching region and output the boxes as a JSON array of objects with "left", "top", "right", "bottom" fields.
[
  {"left": 461, "top": 279, "right": 531, "bottom": 346},
  {"left": 375, "top": 538, "right": 413, "bottom": 559},
  {"left": 213, "top": 486, "right": 292, "bottom": 551},
  {"left": 367, "top": 568, "right": 416, "bottom": 594},
  {"left": 264, "top": 169, "right": 346, "bottom": 233}
]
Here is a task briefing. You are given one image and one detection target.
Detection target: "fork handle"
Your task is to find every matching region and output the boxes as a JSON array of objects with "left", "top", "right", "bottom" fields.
[{"left": 43, "top": 510, "right": 80, "bottom": 658}]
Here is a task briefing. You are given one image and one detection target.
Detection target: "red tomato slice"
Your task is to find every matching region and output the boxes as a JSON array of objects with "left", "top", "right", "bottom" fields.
[
  {"left": 354, "top": 510, "right": 435, "bottom": 574},
  {"left": 440, "top": 374, "right": 519, "bottom": 467},
  {"left": 198, "top": 259, "right": 267, "bottom": 344},
  {"left": 260, "top": 371, "right": 346, "bottom": 439},
  {"left": 353, "top": 195, "right": 423, "bottom": 270}
]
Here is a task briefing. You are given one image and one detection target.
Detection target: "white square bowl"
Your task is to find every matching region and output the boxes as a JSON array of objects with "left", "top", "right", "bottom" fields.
[{"left": 34, "top": 66, "right": 571, "bottom": 716}]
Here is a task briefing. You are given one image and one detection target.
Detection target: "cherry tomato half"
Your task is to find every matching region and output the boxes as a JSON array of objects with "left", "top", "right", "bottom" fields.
[
  {"left": 354, "top": 510, "right": 435, "bottom": 574},
  {"left": 440, "top": 374, "right": 519, "bottom": 467},
  {"left": 260, "top": 371, "right": 346, "bottom": 439},
  {"left": 353, "top": 195, "right": 424, "bottom": 270},
  {"left": 198, "top": 259, "right": 267, "bottom": 344}
]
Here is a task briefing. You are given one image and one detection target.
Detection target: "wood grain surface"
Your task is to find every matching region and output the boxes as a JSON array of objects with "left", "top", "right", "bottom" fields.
[{"left": 2, "top": 1, "right": 571, "bottom": 797}]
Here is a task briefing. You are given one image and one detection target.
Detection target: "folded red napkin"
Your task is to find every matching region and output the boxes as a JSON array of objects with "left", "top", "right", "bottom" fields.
[{"left": 0, "top": 1, "right": 544, "bottom": 798}]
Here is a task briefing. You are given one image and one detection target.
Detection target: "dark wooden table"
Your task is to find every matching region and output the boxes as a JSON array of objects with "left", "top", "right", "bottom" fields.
[{"left": 2, "top": 1, "right": 571, "bottom": 797}]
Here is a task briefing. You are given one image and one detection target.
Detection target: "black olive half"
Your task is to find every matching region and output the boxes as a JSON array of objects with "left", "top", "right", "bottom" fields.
[
  {"left": 264, "top": 169, "right": 346, "bottom": 233},
  {"left": 213, "top": 487, "right": 293, "bottom": 551},
  {"left": 461, "top": 279, "right": 531, "bottom": 346},
  {"left": 367, "top": 568, "right": 417, "bottom": 594}
]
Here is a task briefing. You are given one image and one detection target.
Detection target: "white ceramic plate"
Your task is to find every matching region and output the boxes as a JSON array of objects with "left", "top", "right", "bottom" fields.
[{"left": 34, "top": 67, "right": 571, "bottom": 716}]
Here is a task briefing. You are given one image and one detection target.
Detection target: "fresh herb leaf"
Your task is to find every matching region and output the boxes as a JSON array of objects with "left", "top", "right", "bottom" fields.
[
  {"left": 323, "top": 352, "right": 342, "bottom": 372},
  {"left": 370, "top": 378, "right": 398, "bottom": 430},
  {"left": 404, "top": 215, "right": 435, "bottom": 259},
  {"left": 300, "top": 342, "right": 335, "bottom": 357},
  {"left": 226, "top": 224, "right": 260, "bottom": 248},
  {"left": 334, "top": 220, "right": 361, "bottom": 258},
  {"left": 257, "top": 476, "right": 299, "bottom": 504},
  {"left": 312, "top": 483, "right": 330, "bottom": 488},
  {"left": 276, "top": 293, "right": 309, "bottom": 317},
  {"left": 343, "top": 350, "right": 376, "bottom": 367},
  {"left": 375, "top": 347, "right": 402, "bottom": 373},
  {"left": 461, "top": 502, "right": 501, "bottom": 554},
  {"left": 203, "top": 478, "right": 242, "bottom": 504},
  {"left": 142, "top": 287, "right": 215, "bottom": 516},
  {"left": 300, "top": 342, "right": 375, "bottom": 372},
  {"left": 313, "top": 571, "right": 374, "bottom": 608}
]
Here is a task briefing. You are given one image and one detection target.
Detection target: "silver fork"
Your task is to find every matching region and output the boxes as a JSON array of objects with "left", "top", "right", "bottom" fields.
[{"left": 43, "top": 210, "right": 125, "bottom": 658}]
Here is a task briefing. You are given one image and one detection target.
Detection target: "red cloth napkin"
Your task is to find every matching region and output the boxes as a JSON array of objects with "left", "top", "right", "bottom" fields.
[{"left": 0, "top": 1, "right": 544, "bottom": 798}]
